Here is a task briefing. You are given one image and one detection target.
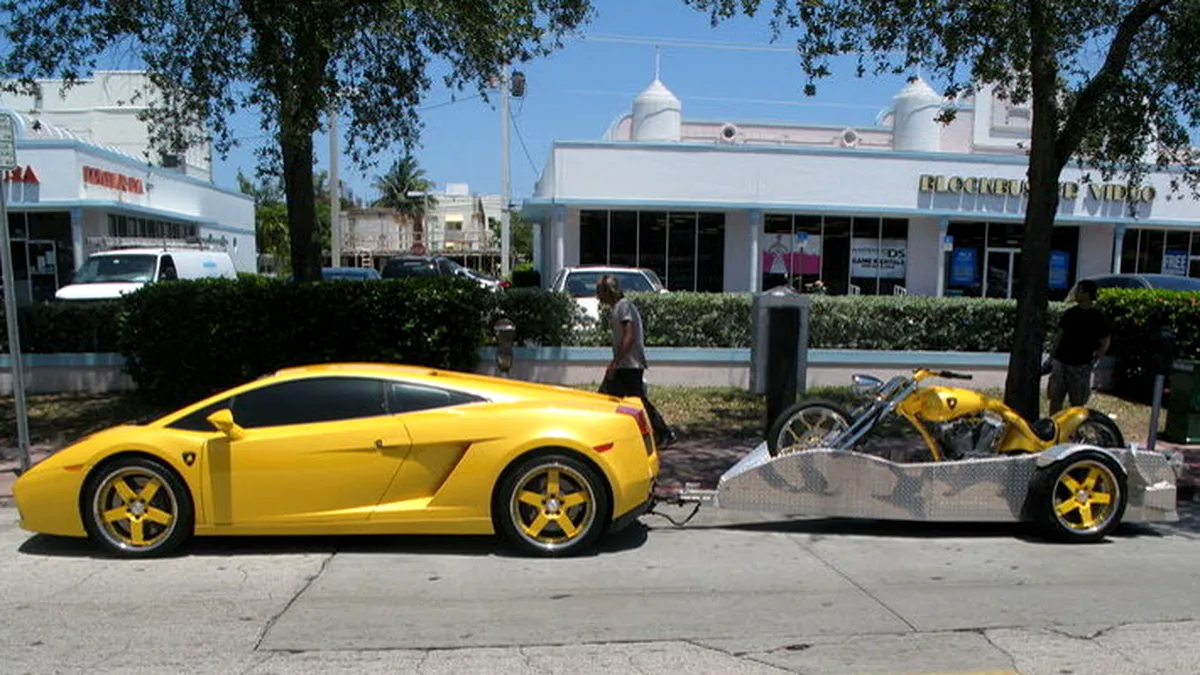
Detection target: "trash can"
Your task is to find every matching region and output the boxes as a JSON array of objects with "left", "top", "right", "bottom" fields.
[{"left": 1165, "top": 360, "right": 1200, "bottom": 444}]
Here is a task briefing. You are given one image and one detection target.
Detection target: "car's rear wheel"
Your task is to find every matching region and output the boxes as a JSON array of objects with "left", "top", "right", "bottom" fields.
[
  {"left": 83, "top": 456, "right": 193, "bottom": 558},
  {"left": 495, "top": 453, "right": 609, "bottom": 557}
]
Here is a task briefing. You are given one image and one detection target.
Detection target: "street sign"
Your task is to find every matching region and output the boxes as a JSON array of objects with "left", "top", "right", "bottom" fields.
[
  {"left": 0, "top": 115, "right": 17, "bottom": 170},
  {"left": 410, "top": 242, "right": 426, "bottom": 255},
  {"left": 0, "top": 112, "right": 31, "bottom": 473}
]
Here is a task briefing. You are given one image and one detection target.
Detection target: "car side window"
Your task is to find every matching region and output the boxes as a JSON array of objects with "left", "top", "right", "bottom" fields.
[
  {"left": 387, "top": 382, "right": 484, "bottom": 414},
  {"left": 231, "top": 377, "right": 388, "bottom": 429},
  {"left": 158, "top": 256, "right": 178, "bottom": 281},
  {"left": 437, "top": 258, "right": 456, "bottom": 275},
  {"left": 167, "top": 398, "right": 232, "bottom": 432}
]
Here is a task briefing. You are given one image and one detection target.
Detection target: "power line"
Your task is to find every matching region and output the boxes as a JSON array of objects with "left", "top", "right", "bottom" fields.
[
  {"left": 566, "top": 88, "right": 885, "bottom": 110},
  {"left": 511, "top": 116, "right": 540, "bottom": 174}
]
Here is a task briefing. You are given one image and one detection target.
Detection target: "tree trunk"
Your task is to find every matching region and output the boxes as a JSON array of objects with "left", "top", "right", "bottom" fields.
[
  {"left": 1004, "top": 0, "right": 1063, "bottom": 422},
  {"left": 282, "top": 124, "right": 321, "bottom": 282}
]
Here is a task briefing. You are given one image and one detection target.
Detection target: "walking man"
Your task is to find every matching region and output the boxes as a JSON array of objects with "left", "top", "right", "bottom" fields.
[
  {"left": 596, "top": 274, "right": 676, "bottom": 447},
  {"left": 1046, "top": 279, "right": 1111, "bottom": 414}
]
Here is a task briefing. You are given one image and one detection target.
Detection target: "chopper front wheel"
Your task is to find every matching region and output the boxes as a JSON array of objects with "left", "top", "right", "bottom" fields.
[{"left": 767, "top": 400, "right": 852, "bottom": 457}]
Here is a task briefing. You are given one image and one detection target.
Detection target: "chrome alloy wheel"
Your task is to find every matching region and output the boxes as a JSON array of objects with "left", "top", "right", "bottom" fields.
[
  {"left": 509, "top": 462, "right": 597, "bottom": 552},
  {"left": 91, "top": 466, "right": 179, "bottom": 552},
  {"left": 1050, "top": 458, "right": 1122, "bottom": 536}
]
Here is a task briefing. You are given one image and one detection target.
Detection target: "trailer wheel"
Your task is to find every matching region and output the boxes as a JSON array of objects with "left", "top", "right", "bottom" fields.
[
  {"left": 767, "top": 401, "right": 852, "bottom": 457},
  {"left": 1029, "top": 450, "right": 1127, "bottom": 543}
]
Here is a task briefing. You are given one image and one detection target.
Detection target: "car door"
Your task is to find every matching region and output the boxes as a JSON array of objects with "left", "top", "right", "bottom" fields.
[{"left": 200, "top": 376, "right": 412, "bottom": 528}]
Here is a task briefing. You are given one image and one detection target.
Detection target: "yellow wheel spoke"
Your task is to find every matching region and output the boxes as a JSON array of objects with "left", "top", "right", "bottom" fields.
[
  {"left": 561, "top": 492, "right": 588, "bottom": 508},
  {"left": 523, "top": 513, "right": 550, "bottom": 538},
  {"left": 102, "top": 506, "right": 127, "bottom": 523},
  {"left": 546, "top": 469, "right": 561, "bottom": 496},
  {"left": 1082, "top": 467, "right": 1102, "bottom": 491},
  {"left": 138, "top": 479, "right": 162, "bottom": 502},
  {"left": 112, "top": 479, "right": 136, "bottom": 503},
  {"left": 557, "top": 514, "right": 580, "bottom": 538},
  {"left": 129, "top": 519, "right": 145, "bottom": 546},
  {"left": 1078, "top": 503, "right": 1096, "bottom": 529},
  {"left": 1060, "top": 475, "right": 1082, "bottom": 492},
  {"left": 517, "top": 490, "right": 543, "bottom": 507},
  {"left": 145, "top": 507, "right": 173, "bottom": 526},
  {"left": 1090, "top": 491, "right": 1112, "bottom": 505},
  {"left": 1055, "top": 499, "right": 1080, "bottom": 517}
]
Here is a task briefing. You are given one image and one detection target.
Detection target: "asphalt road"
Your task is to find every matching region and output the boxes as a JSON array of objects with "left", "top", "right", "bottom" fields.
[{"left": 2, "top": 502, "right": 1199, "bottom": 674}]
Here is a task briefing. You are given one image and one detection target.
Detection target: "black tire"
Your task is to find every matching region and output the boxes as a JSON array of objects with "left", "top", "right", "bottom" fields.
[
  {"left": 1068, "top": 410, "right": 1125, "bottom": 448},
  {"left": 766, "top": 400, "right": 852, "bottom": 457},
  {"left": 1028, "top": 450, "right": 1128, "bottom": 543},
  {"left": 82, "top": 456, "right": 193, "bottom": 558},
  {"left": 493, "top": 452, "right": 610, "bottom": 557}
]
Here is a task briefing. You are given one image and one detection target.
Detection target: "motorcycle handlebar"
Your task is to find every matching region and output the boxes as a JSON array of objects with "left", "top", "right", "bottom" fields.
[{"left": 936, "top": 370, "right": 973, "bottom": 380}]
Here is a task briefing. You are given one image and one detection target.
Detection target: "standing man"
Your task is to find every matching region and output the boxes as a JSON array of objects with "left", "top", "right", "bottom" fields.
[
  {"left": 1046, "top": 279, "right": 1111, "bottom": 414},
  {"left": 596, "top": 274, "right": 676, "bottom": 447}
]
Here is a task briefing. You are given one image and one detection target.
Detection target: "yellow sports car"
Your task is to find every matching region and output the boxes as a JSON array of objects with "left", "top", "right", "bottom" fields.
[{"left": 13, "top": 363, "right": 660, "bottom": 558}]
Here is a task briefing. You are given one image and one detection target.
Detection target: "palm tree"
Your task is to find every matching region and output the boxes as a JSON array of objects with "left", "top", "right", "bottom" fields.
[{"left": 372, "top": 156, "right": 437, "bottom": 240}]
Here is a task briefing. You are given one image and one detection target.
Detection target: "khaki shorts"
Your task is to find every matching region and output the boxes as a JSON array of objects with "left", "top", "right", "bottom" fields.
[{"left": 1048, "top": 360, "right": 1094, "bottom": 406}]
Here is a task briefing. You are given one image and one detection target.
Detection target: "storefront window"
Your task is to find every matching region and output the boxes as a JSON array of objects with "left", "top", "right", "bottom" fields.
[
  {"left": 1121, "top": 228, "right": 1200, "bottom": 278},
  {"left": 945, "top": 221, "right": 1078, "bottom": 300},
  {"left": 577, "top": 209, "right": 725, "bottom": 291},
  {"left": 5, "top": 211, "right": 73, "bottom": 303},
  {"left": 760, "top": 214, "right": 903, "bottom": 295}
]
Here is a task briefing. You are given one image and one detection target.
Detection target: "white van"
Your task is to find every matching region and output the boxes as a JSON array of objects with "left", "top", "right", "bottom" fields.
[{"left": 54, "top": 248, "right": 238, "bottom": 301}]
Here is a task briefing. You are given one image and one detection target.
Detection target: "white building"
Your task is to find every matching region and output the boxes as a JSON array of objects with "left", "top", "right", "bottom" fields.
[
  {"left": 0, "top": 106, "right": 255, "bottom": 303},
  {"left": 523, "top": 77, "right": 1200, "bottom": 299}
]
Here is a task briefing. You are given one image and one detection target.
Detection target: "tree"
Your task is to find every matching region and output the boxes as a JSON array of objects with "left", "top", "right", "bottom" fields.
[
  {"left": 489, "top": 213, "right": 534, "bottom": 263},
  {"left": 238, "top": 171, "right": 289, "bottom": 273},
  {"left": 372, "top": 155, "right": 438, "bottom": 241},
  {"left": 1, "top": 1, "right": 595, "bottom": 282},
  {"left": 689, "top": 0, "right": 1200, "bottom": 420}
]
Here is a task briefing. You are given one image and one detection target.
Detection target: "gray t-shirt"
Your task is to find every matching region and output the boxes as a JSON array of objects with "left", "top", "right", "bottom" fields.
[{"left": 610, "top": 297, "right": 648, "bottom": 369}]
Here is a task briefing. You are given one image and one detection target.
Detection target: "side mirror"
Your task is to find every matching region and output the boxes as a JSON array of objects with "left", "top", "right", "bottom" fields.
[{"left": 206, "top": 409, "right": 246, "bottom": 440}]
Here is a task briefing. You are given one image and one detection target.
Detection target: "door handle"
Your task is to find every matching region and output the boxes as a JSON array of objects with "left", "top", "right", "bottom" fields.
[{"left": 375, "top": 438, "right": 404, "bottom": 450}]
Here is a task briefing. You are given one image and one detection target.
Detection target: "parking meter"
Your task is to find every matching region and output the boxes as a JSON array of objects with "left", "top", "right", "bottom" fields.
[
  {"left": 750, "top": 285, "right": 812, "bottom": 436},
  {"left": 494, "top": 317, "right": 516, "bottom": 377},
  {"left": 1148, "top": 327, "right": 1175, "bottom": 451}
]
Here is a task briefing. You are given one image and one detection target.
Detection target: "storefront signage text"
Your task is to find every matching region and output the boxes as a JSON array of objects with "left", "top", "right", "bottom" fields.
[
  {"left": 918, "top": 174, "right": 1156, "bottom": 203},
  {"left": 850, "top": 238, "right": 907, "bottom": 279},
  {"left": 83, "top": 166, "right": 144, "bottom": 194},
  {"left": 2, "top": 165, "right": 39, "bottom": 184}
]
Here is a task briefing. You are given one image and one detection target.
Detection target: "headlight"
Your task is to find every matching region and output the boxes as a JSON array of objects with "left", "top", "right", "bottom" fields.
[{"left": 852, "top": 374, "right": 884, "bottom": 395}]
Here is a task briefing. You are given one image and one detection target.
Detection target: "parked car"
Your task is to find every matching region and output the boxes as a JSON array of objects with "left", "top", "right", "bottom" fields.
[
  {"left": 550, "top": 265, "right": 666, "bottom": 320},
  {"left": 55, "top": 248, "right": 238, "bottom": 301},
  {"left": 321, "top": 267, "right": 381, "bottom": 281},
  {"left": 1075, "top": 273, "right": 1200, "bottom": 292},
  {"left": 11, "top": 362, "right": 659, "bottom": 558},
  {"left": 382, "top": 255, "right": 506, "bottom": 291}
]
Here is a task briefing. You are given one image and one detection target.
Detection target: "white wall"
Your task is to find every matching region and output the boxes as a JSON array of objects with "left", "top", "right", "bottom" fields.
[
  {"left": 1077, "top": 223, "right": 1116, "bottom": 278},
  {"left": 723, "top": 210, "right": 752, "bottom": 292},
  {"left": 906, "top": 216, "right": 942, "bottom": 295}
]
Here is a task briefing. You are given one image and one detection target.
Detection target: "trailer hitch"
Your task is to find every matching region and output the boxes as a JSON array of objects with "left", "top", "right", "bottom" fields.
[{"left": 647, "top": 483, "right": 717, "bottom": 527}]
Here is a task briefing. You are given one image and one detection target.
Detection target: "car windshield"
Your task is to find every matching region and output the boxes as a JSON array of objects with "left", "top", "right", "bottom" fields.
[
  {"left": 323, "top": 268, "right": 379, "bottom": 281},
  {"left": 71, "top": 254, "right": 157, "bottom": 284},
  {"left": 1144, "top": 275, "right": 1200, "bottom": 291},
  {"left": 563, "top": 271, "right": 658, "bottom": 297},
  {"left": 384, "top": 260, "right": 439, "bottom": 277}
]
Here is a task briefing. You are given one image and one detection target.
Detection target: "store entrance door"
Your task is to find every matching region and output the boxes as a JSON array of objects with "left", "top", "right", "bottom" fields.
[{"left": 984, "top": 247, "right": 1022, "bottom": 298}]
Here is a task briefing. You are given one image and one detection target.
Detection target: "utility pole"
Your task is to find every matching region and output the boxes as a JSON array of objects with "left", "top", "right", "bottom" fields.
[
  {"left": 329, "top": 103, "right": 341, "bottom": 268},
  {"left": 0, "top": 114, "right": 30, "bottom": 473},
  {"left": 500, "top": 63, "right": 511, "bottom": 278}
]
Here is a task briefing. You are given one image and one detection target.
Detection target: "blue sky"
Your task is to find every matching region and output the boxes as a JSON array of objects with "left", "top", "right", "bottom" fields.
[{"left": 214, "top": 1, "right": 919, "bottom": 204}]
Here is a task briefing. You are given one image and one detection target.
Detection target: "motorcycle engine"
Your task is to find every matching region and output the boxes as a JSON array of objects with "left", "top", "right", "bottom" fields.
[{"left": 926, "top": 412, "right": 1006, "bottom": 460}]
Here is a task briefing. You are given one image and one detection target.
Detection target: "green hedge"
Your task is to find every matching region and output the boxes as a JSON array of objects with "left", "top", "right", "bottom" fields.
[
  {"left": 1095, "top": 289, "right": 1200, "bottom": 398},
  {"left": 117, "top": 276, "right": 491, "bottom": 404},
  {"left": 572, "top": 293, "right": 1067, "bottom": 351},
  {"left": 0, "top": 300, "right": 123, "bottom": 352}
]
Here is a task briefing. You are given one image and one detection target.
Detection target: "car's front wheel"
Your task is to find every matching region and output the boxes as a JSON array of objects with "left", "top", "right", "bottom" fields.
[
  {"left": 82, "top": 456, "right": 193, "bottom": 558},
  {"left": 495, "top": 453, "right": 609, "bottom": 557}
]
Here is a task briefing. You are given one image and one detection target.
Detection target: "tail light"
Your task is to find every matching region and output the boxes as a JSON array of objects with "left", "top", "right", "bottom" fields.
[{"left": 616, "top": 404, "right": 655, "bottom": 455}]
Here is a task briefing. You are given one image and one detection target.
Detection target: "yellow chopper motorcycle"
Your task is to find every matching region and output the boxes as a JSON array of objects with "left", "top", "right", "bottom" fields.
[{"left": 765, "top": 368, "right": 1129, "bottom": 541}]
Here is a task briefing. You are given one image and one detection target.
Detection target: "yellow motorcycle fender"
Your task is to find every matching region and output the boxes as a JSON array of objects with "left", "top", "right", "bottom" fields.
[{"left": 1051, "top": 407, "right": 1092, "bottom": 444}]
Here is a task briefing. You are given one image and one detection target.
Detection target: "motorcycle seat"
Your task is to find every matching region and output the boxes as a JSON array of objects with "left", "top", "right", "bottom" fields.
[{"left": 1031, "top": 418, "right": 1057, "bottom": 442}]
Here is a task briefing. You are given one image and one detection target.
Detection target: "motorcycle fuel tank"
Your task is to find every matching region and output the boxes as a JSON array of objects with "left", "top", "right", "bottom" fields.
[{"left": 918, "top": 387, "right": 992, "bottom": 422}]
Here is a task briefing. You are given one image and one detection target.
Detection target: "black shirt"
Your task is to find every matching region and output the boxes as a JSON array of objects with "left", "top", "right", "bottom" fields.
[{"left": 1053, "top": 306, "right": 1112, "bottom": 366}]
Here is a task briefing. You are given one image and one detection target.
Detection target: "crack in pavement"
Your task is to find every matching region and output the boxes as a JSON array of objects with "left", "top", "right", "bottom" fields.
[
  {"left": 784, "top": 533, "right": 919, "bottom": 633},
  {"left": 980, "top": 628, "right": 1020, "bottom": 671},
  {"left": 683, "top": 638, "right": 800, "bottom": 673},
  {"left": 252, "top": 548, "right": 337, "bottom": 652}
]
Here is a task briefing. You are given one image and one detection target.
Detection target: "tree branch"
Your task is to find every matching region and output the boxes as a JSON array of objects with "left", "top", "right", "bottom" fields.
[{"left": 1055, "top": 0, "right": 1173, "bottom": 165}]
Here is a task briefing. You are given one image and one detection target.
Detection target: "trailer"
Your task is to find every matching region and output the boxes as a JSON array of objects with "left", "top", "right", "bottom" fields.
[{"left": 660, "top": 441, "right": 1181, "bottom": 542}]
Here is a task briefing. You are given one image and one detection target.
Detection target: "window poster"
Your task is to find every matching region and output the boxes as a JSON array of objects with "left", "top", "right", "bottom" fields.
[
  {"left": 850, "top": 238, "right": 907, "bottom": 279},
  {"left": 1163, "top": 249, "right": 1189, "bottom": 276},
  {"left": 950, "top": 248, "right": 979, "bottom": 286},
  {"left": 761, "top": 232, "right": 821, "bottom": 276},
  {"left": 1049, "top": 250, "right": 1070, "bottom": 289}
]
